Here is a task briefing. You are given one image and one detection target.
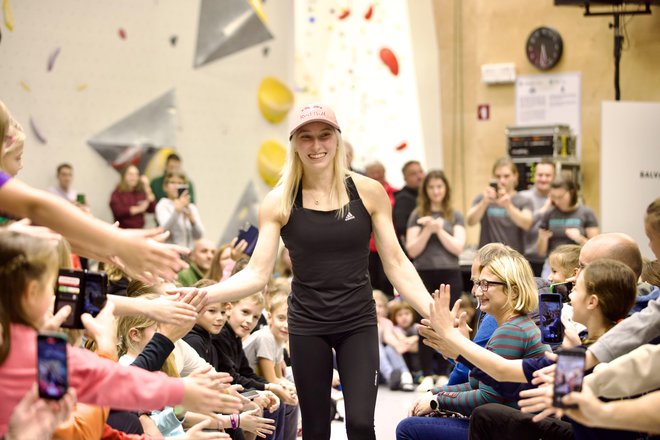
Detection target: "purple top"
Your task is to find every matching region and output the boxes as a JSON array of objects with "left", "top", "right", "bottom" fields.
[{"left": 0, "top": 171, "right": 10, "bottom": 189}]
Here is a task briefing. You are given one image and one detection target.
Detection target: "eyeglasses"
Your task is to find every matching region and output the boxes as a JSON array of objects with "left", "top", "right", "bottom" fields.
[{"left": 473, "top": 279, "right": 506, "bottom": 292}]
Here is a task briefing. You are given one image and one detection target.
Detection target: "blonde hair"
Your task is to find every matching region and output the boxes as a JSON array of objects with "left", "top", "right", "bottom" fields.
[
  {"left": 56, "top": 238, "right": 75, "bottom": 269},
  {"left": 1, "top": 127, "right": 25, "bottom": 172},
  {"left": 193, "top": 278, "right": 217, "bottom": 289},
  {"left": 548, "top": 244, "right": 581, "bottom": 277},
  {"left": 0, "top": 100, "right": 9, "bottom": 150},
  {"left": 477, "top": 243, "right": 513, "bottom": 267},
  {"left": 372, "top": 289, "right": 388, "bottom": 306},
  {"left": 233, "top": 291, "right": 265, "bottom": 307},
  {"left": 0, "top": 230, "right": 59, "bottom": 363},
  {"left": 116, "top": 293, "right": 179, "bottom": 377},
  {"left": 484, "top": 251, "right": 538, "bottom": 315},
  {"left": 641, "top": 258, "right": 660, "bottom": 287},
  {"left": 268, "top": 292, "right": 288, "bottom": 314},
  {"left": 126, "top": 279, "right": 163, "bottom": 298},
  {"left": 277, "top": 128, "right": 349, "bottom": 219},
  {"left": 0, "top": 103, "right": 24, "bottom": 172}
]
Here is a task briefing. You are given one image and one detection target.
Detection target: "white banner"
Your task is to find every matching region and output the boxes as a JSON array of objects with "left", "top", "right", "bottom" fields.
[{"left": 601, "top": 101, "right": 660, "bottom": 259}]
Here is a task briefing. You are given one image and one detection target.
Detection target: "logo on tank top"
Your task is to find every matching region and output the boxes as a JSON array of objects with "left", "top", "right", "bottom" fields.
[{"left": 344, "top": 211, "right": 355, "bottom": 221}]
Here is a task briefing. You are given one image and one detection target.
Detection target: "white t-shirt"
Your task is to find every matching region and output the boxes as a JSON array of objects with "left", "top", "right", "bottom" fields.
[{"left": 243, "top": 327, "right": 284, "bottom": 376}]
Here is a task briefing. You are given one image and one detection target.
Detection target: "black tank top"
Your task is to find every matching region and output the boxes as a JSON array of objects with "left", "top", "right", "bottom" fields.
[{"left": 281, "top": 176, "right": 376, "bottom": 335}]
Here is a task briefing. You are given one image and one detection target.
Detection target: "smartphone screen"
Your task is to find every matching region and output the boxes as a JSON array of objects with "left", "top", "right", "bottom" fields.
[
  {"left": 176, "top": 185, "right": 188, "bottom": 198},
  {"left": 550, "top": 282, "right": 573, "bottom": 303},
  {"left": 539, "top": 293, "right": 563, "bottom": 344},
  {"left": 553, "top": 348, "right": 585, "bottom": 408},
  {"left": 37, "top": 333, "right": 68, "bottom": 400},
  {"left": 489, "top": 180, "right": 498, "bottom": 192},
  {"left": 76, "top": 193, "right": 86, "bottom": 205},
  {"left": 237, "top": 225, "right": 259, "bottom": 256},
  {"left": 54, "top": 270, "right": 84, "bottom": 329},
  {"left": 240, "top": 389, "right": 260, "bottom": 400},
  {"left": 83, "top": 271, "right": 108, "bottom": 317}
]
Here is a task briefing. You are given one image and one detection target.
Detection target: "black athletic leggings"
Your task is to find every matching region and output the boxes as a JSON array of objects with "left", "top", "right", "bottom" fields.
[{"left": 290, "top": 325, "right": 379, "bottom": 440}]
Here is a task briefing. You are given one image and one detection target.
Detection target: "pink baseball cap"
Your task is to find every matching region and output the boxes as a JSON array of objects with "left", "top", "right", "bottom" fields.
[{"left": 288, "top": 103, "right": 341, "bottom": 139}]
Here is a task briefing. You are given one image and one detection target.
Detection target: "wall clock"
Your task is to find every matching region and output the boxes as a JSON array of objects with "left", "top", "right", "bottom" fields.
[{"left": 526, "top": 27, "right": 563, "bottom": 70}]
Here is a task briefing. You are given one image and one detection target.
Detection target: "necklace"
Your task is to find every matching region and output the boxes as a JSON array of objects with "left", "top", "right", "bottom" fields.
[{"left": 314, "top": 199, "right": 319, "bottom": 205}]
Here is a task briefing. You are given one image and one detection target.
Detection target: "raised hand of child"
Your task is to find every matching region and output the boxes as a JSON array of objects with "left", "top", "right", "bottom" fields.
[{"left": 238, "top": 409, "right": 276, "bottom": 438}]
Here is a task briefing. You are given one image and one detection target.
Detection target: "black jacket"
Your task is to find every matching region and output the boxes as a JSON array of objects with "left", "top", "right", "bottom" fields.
[{"left": 212, "top": 325, "right": 267, "bottom": 391}]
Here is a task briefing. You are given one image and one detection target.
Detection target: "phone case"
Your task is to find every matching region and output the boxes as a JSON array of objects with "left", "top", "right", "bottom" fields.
[
  {"left": 553, "top": 348, "right": 585, "bottom": 409},
  {"left": 37, "top": 333, "right": 69, "bottom": 400},
  {"left": 54, "top": 269, "right": 108, "bottom": 328},
  {"left": 539, "top": 293, "right": 563, "bottom": 344},
  {"left": 238, "top": 225, "right": 259, "bottom": 256}
]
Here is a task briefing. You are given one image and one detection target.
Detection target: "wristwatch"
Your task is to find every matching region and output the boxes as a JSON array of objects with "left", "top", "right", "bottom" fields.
[{"left": 429, "top": 397, "right": 438, "bottom": 411}]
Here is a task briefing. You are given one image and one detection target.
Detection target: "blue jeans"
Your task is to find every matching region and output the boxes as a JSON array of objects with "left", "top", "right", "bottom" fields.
[
  {"left": 396, "top": 416, "right": 468, "bottom": 440},
  {"left": 379, "top": 344, "right": 410, "bottom": 383}
]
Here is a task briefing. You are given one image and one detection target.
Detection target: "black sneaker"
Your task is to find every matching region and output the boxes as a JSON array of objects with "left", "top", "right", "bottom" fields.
[{"left": 389, "top": 368, "right": 402, "bottom": 391}]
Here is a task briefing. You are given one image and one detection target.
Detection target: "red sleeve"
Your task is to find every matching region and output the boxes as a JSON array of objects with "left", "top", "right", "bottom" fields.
[
  {"left": 69, "top": 346, "right": 185, "bottom": 412},
  {"left": 146, "top": 197, "right": 157, "bottom": 213},
  {"left": 109, "top": 190, "right": 132, "bottom": 220}
]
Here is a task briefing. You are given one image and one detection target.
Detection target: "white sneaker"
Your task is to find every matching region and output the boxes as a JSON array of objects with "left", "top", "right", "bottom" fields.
[
  {"left": 435, "top": 375, "right": 449, "bottom": 388},
  {"left": 416, "top": 375, "right": 434, "bottom": 392}
]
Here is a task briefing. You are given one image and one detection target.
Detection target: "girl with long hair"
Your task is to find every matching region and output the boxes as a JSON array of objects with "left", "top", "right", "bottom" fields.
[{"left": 204, "top": 104, "right": 434, "bottom": 439}]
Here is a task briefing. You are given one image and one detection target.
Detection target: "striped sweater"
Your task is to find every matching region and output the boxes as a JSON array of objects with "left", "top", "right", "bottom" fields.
[{"left": 431, "top": 314, "right": 549, "bottom": 415}]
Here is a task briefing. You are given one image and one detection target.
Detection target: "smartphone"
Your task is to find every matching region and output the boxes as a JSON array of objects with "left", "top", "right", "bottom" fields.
[
  {"left": 237, "top": 224, "right": 259, "bottom": 257},
  {"left": 37, "top": 333, "right": 68, "bottom": 400},
  {"left": 240, "top": 389, "right": 260, "bottom": 400},
  {"left": 553, "top": 348, "right": 586, "bottom": 408},
  {"left": 550, "top": 281, "right": 573, "bottom": 303},
  {"left": 54, "top": 269, "right": 108, "bottom": 329},
  {"left": 539, "top": 293, "right": 563, "bottom": 344},
  {"left": 76, "top": 193, "right": 86, "bottom": 205},
  {"left": 82, "top": 271, "right": 108, "bottom": 317},
  {"left": 489, "top": 180, "right": 498, "bottom": 193},
  {"left": 176, "top": 185, "right": 188, "bottom": 198}
]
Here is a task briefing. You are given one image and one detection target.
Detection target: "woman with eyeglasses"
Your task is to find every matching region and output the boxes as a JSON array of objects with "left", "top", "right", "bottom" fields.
[{"left": 396, "top": 251, "right": 549, "bottom": 440}]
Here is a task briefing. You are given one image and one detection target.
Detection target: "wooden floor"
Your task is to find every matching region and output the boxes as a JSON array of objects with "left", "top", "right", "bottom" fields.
[{"left": 329, "top": 386, "right": 419, "bottom": 440}]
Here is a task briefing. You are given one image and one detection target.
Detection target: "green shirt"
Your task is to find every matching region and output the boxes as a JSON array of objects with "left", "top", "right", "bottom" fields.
[{"left": 177, "top": 263, "right": 204, "bottom": 287}]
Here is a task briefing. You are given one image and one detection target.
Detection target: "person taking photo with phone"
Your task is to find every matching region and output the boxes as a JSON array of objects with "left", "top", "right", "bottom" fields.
[
  {"left": 203, "top": 103, "right": 434, "bottom": 440},
  {"left": 466, "top": 157, "right": 533, "bottom": 254},
  {"left": 156, "top": 172, "right": 204, "bottom": 249}
]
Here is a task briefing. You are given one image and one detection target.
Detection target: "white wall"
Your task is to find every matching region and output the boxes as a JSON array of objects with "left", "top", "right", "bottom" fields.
[
  {"left": 293, "top": 0, "right": 442, "bottom": 188},
  {"left": 1, "top": 0, "right": 293, "bottom": 243},
  {"left": 601, "top": 101, "right": 660, "bottom": 259}
]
